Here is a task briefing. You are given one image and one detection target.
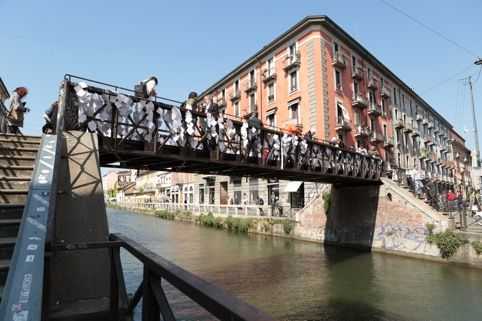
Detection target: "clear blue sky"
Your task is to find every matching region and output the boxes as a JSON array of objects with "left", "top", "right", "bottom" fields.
[{"left": 1, "top": 0, "right": 482, "bottom": 150}]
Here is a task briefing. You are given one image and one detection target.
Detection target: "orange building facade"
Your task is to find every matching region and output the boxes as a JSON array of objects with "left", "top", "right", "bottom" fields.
[{"left": 200, "top": 16, "right": 467, "bottom": 184}]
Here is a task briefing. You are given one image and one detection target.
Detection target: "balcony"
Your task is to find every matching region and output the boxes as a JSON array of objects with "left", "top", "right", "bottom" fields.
[
  {"left": 384, "top": 136, "right": 395, "bottom": 148},
  {"left": 394, "top": 118, "right": 405, "bottom": 129},
  {"left": 335, "top": 119, "right": 352, "bottom": 132},
  {"left": 381, "top": 86, "right": 390, "bottom": 98},
  {"left": 368, "top": 78, "right": 378, "bottom": 90},
  {"left": 420, "top": 148, "right": 429, "bottom": 160},
  {"left": 412, "top": 129, "right": 420, "bottom": 137},
  {"left": 230, "top": 90, "right": 241, "bottom": 101},
  {"left": 368, "top": 104, "right": 382, "bottom": 117},
  {"left": 284, "top": 52, "right": 301, "bottom": 71},
  {"left": 423, "top": 118, "right": 429, "bottom": 125},
  {"left": 332, "top": 52, "right": 346, "bottom": 69},
  {"left": 262, "top": 69, "right": 277, "bottom": 83},
  {"left": 424, "top": 136, "right": 432, "bottom": 144},
  {"left": 244, "top": 81, "right": 257, "bottom": 93},
  {"left": 370, "top": 131, "right": 384, "bottom": 144},
  {"left": 352, "top": 94, "right": 368, "bottom": 109},
  {"left": 249, "top": 104, "right": 258, "bottom": 114},
  {"left": 218, "top": 97, "right": 227, "bottom": 108},
  {"left": 354, "top": 125, "right": 370, "bottom": 137},
  {"left": 352, "top": 66, "right": 364, "bottom": 80},
  {"left": 428, "top": 122, "right": 434, "bottom": 129},
  {"left": 416, "top": 114, "right": 423, "bottom": 122},
  {"left": 404, "top": 119, "right": 413, "bottom": 133}
]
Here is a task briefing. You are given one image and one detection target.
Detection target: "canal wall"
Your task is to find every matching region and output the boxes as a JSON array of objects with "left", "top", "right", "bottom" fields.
[{"left": 294, "top": 177, "right": 482, "bottom": 267}]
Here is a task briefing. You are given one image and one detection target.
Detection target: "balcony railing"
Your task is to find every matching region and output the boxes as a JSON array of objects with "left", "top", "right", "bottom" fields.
[
  {"left": 404, "top": 118, "right": 413, "bottom": 133},
  {"left": 384, "top": 136, "right": 395, "bottom": 148},
  {"left": 352, "top": 94, "right": 368, "bottom": 109},
  {"left": 370, "top": 131, "right": 384, "bottom": 143},
  {"left": 263, "top": 68, "right": 277, "bottom": 83},
  {"left": 394, "top": 118, "right": 405, "bottom": 128},
  {"left": 335, "top": 119, "right": 351, "bottom": 132},
  {"left": 332, "top": 52, "right": 346, "bottom": 69},
  {"left": 244, "top": 81, "right": 257, "bottom": 93},
  {"left": 352, "top": 66, "right": 363, "bottom": 80},
  {"left": 230, "top": 90, "right": 241, "bottom": 101},
  {"left": 218, "top": 97, "right": 227, "bottom": 108},
  {"left": 284, "top": 52, "right": 301, "bottom": 71},
  {"left": 381, "top": 86, "right": 390, "bottom": 98},
  {"left": 354, "top": 125, "right": 370, "bottom": 137},
  {"left": 368, "top": 104, "right": 382, "bottom": 117},
  {"left": 368, "top": 78, "right": 378, "bottom": 90}
]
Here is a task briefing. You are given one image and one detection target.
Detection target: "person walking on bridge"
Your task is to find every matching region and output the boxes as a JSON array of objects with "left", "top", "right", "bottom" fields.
[{"left": 7, "top": 87, "right": 29, "bottom": 133}]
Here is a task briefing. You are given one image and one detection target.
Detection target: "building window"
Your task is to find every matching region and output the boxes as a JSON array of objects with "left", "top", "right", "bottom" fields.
[
  {"left": 288, "top": 101, "right": 299, "bottom": 122},
  {"left": 333, "top": 41, "right": 339, "bottom": 55},
  {"left": 221, "top": 88, "right": 226, "bottom": 99},
  {"left": 369, "top": 89, "right": 376, "bottom": 107},
  {"left": 289, "top": 70, "right": 298, "bottom": 92},
  {"left": 267, "top": 113, "right": 276, "bottom": 127},
  {"left": 199, "top": 184, "right": 205, "bottom": 204},
  {"left": 267, "top": 57, "right": 275, "bottom": 76},
  {"left": 352, "top": 55, "right": 357, "bottom": 69},
  {"left": 268, "top": 82, "right": 275, "bottom": 103},
  {"left": 249, "top": 69, "right": 256, "bottom": 87},
  {"left": 335, "top": 69, "right": 342, "bottom": 91},
  {"left": 288, "top": 43, "right": 297, "bottom": 63},
  {"left": 267, "top": 179, "right": 279, "bottom": 206},
  {"left": 353, "top": 80, "right": 360, "bottom": 97},
  {"left": 367, "top": 67, "right": 372, "bottom": 80},
  {"left": 393, "top": 88, "right": 398, "bottom": 106},
  {"left": 354, "top": 109, "right": 361, "bottom": 126},
  {"left": 233, "top": 101, "right": 240, "bottom": 117},
  {"left": 383, "top": 124, "right": 387, "bottom": 137},
  {"left": 249, "top": 93, "right": 256, "bottom": 112},
  {"left": 234, "top": 79, "right": 240, "bottom": 94}
]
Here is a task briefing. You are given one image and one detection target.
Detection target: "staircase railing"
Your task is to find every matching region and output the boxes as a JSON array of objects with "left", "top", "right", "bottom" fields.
[{"left": 0, "top": 134, "right": 62, "bottom": 320}]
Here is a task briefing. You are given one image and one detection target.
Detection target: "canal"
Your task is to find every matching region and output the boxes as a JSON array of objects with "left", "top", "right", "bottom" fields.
[{"left": 108, "top": 208, "right": 482, "bottom": 321}]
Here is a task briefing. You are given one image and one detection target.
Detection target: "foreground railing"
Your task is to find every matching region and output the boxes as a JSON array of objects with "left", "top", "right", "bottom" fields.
[
  {"left": 62, "top": 74, "right": 383, "bottom": 183},
  {"left": 0, "top": 134, "right": 61, "bottom": 320}
]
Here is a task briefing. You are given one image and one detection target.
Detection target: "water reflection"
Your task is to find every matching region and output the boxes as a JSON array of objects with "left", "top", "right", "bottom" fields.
[{"left": 108, "top": 208, "right": 482, "bottom": 321}]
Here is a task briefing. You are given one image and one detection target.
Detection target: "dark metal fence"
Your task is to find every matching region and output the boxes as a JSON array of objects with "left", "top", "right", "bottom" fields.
[{"left": 62, "top": 74, "right": 383, "bottom": 184}]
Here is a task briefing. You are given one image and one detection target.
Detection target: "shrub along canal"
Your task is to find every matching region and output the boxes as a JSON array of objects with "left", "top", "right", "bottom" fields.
[{"left": 108, "top": 207, "right": 482, "bottom": 321}]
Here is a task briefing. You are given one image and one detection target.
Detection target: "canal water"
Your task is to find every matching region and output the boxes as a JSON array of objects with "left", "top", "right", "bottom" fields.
[{"left": 108, "top": 208, "right": 482, "bottom": 321}]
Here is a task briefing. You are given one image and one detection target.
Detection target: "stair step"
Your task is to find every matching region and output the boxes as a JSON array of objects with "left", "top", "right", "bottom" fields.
[
  {"left": 0, "top": 134, "right": 41, "bottom": 143},
  {"left": 0, "top": 147, "right": 38, "bottom": 157},
  {"left": 0, "top": 218, "right": 21, "bottom": 238},
  {"left": 0, "top": 189, "right": 28, "bottom": 204},
  {"left": 0, "top": 204, "right": 24, "bottom": 219},
  {"left": 0, "top": 166, "right": 34, "bottom": 177},
  {"left": 0, "top": 176, "right": 31, "bottom": 189},
  {"left": 0, "top": 155, "right": 36, "bottom": 166},
  {"left": 0, "top": 237, "right": 16, "bottom": 261},
  {"left": 0, "top": 258, "right": 10, "bottom": 285},
  {"left": 0, "top": 139, "right": 40, "bottom": 149}
]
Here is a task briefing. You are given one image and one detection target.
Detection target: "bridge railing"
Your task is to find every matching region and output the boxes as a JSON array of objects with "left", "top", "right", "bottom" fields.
[
  {"left": 61, "top": 74, "right": 383, "bottom": 183},
  {"left": 0, "top": 135, "right": 61, "bottom": 320}
]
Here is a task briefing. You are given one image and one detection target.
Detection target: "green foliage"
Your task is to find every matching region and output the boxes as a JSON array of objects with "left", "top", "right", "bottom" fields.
[
  {"left": 261, "top": 220, "right": 272, "bottom": 233},
  {"left": 426, "top": 223, "right": 435, "bottom": 235},
  {"left": 322, "top": 191, "right": 331, "bottom": 213},
  {"left": 225, "top": 216, "right": 235, "bottom": 231},
  {"left": 427, "top": 230, "right": 467, "bottom": 259},
  {"left": 214, "top": 217, "right": 224, "bottom": 229},
  {"left": 282, "top": 220, "right": 296, "bottom": 235},
  {"left": 471, "top": 241, "right": 482, "bottom": 255},
  {"left": 199, "top": 212, "right": 216, "bottom": 227},
  {"left": 155, "top": 210, "right": 175, "bottom": 220}
]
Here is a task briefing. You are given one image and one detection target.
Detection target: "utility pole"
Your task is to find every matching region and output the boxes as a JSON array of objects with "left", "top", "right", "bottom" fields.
[{"left": 468, "top": 75, "right": 481, "bottom": 167}]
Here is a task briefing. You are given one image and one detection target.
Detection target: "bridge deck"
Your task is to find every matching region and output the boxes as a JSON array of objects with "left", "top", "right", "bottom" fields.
[{"left": 64, "top": 75, "right": 383, "bottom": 185}]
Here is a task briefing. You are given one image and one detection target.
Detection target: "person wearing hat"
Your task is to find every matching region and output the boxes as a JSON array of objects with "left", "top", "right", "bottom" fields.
[{"left": 7, "top": 87, "right": 29, "bottom": 133}]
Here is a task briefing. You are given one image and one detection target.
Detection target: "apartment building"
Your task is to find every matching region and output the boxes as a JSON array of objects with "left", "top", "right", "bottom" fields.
[{"left": 199, "top": 15, "right": 466, "bottom": 184}]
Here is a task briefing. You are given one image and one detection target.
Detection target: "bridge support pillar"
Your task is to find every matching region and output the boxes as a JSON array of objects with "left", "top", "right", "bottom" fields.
[{"left": 324, "top": 184, "right": 381, "bottom": 250}]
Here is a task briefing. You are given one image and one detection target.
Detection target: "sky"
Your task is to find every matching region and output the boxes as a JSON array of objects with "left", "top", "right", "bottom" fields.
[{"left": 1, "top": 0, "right": 482, "bottom": 152}]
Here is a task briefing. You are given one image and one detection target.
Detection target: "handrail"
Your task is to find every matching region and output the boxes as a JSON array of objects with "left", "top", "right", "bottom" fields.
[
  {"left": 0, "top": 134, "right": 62, "bottom": 320},
  {"left": 110, "top": 233, "right": 276, "bottom": 321}
]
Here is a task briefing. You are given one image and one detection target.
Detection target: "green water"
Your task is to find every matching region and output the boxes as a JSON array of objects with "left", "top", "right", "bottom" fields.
[{"left": 108, "top": 208, "right": 482, "bottom": 321}]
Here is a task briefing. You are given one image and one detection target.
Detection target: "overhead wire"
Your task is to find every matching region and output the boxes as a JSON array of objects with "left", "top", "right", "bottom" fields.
[{"left": 378, "top": 0, "right": 479, "bottom": 59}]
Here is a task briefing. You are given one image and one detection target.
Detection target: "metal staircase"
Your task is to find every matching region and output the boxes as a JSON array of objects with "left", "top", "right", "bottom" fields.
[{"left": 0, "top": 134, "right": 40, "bottom": 291}]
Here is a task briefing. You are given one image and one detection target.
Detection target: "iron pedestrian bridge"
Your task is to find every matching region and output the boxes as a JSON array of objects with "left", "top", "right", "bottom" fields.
[
  {"left": 0, "top": 75, "right": 383, "bottom": 321},
  {"left": 64, "top": 75, "right": 383, "bottom": 185}
]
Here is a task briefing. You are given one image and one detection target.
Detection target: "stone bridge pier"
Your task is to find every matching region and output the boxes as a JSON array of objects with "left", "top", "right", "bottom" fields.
[{"left": 324, "top": 184, "right": 380, "bottom": 249}]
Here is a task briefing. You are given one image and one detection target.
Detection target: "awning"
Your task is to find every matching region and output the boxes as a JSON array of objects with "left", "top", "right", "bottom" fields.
[{"left": 284, "top": 181, "right": 303, "bottom": 192}]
